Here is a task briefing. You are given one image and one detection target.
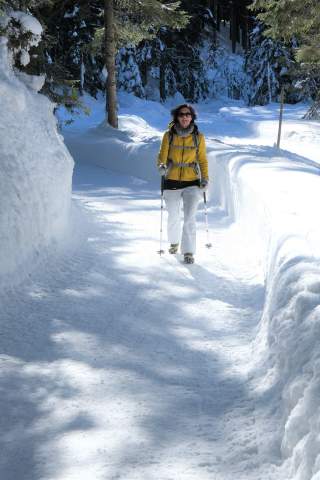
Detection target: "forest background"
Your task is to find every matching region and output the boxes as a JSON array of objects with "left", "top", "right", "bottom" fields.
[{"left": 1, "top": 0, "right": 320, "bottom": 125}]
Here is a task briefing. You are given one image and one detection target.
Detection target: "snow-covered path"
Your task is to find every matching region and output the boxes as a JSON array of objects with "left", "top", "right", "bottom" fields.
[
  {"left": 0, "top": 159, "right": 266, "bottom": 480},
  {"left": 3, "top": 88, "right": 320, "bottom": 479}
]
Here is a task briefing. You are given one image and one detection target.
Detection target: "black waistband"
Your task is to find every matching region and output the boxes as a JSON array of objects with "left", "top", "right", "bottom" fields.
[{"left": 163, "top": 179, "right": 200, "bottom": 190}]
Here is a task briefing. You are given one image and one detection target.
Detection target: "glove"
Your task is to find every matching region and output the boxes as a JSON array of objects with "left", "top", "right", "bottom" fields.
[
  {"left": 158, "top": 163, "right": 168, "bottom": 176},
  {"left": 200, "top": 179, "right": 209, "bottom": 190}
]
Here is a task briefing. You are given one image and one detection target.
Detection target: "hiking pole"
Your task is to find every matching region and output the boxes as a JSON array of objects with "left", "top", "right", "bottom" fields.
[
  {"left": 203, "top": 191, "right": 212, "bottom": 249},
  {"left": 158, "top": 175, "right": 165, "bottom": 255}
]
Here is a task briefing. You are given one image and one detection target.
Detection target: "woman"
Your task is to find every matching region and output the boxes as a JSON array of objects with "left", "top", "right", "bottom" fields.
[{"left": 157, "top": 104, "right": 209, "bottom": 264}]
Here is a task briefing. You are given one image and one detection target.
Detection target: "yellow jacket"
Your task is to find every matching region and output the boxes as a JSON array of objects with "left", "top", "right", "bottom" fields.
[{"left": 157, "top": 129, "right": 209, "bottom": 182}]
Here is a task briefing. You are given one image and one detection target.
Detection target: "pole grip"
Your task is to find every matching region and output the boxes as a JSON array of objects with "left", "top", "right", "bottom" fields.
[{"left": 203, "top": 191, "right": 207, "bottom": 204}]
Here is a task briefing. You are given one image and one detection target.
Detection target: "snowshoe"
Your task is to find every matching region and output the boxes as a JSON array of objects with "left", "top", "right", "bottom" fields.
[
  {"left": 184, "top": 253, "right": 194, "bottom": 264},
  {"left": 169, "top": 243, "right": 179, "bottom": 254}
]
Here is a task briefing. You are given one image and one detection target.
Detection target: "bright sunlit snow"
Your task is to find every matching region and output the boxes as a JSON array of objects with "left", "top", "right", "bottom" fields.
[
  {"left": 0, "top": 39, "right": 74, "bottom": 286},
  {"left": 1, "top": 66, "right": 320, "bottom": 480}
]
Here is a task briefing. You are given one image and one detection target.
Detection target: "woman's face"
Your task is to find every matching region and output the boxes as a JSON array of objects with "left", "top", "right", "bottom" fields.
[{"left": 177, "top": 108, "right": 192, "bottom": 129}]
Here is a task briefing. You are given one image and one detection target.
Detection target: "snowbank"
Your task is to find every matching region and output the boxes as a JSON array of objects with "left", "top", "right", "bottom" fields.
[
  {"left": 215, "top": 143, "right": 320, "bottom": 480},
  {"left": 0, "top": 37, "right": 74, "bottom": 285},
  {"left": 65, "top": 118, "right": 161, "bottom": 184},
  {"left": 58, "top": 92, "right": 171, "bottom": 184}
]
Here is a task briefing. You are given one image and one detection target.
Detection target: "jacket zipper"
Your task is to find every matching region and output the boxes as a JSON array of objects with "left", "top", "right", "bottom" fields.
[{"left": 180, "top": 138, "right": 184, "bottom": 181}]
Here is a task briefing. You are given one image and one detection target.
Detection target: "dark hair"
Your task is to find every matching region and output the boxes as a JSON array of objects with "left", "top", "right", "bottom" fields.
[{"left": 170, "top": 104, "right": 197, "bottom": 124}]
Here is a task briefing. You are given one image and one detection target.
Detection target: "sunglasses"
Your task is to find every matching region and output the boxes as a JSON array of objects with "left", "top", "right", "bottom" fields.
[{"left": 178, "top": 112, "right": 192, "bottom": 117}]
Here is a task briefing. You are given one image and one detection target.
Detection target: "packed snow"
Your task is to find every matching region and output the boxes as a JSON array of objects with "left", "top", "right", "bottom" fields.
[
  {"left": 2, "top": 78, "right": 320, "bottom": 480},
  {"left": 0, "top": 38, "right": 74, "bottom": 285}
]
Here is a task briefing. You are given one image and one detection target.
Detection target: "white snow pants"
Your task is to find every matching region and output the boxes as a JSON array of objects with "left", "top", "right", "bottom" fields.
[{"left": 164, "top": 186, "right": 202, "bottom": 255}]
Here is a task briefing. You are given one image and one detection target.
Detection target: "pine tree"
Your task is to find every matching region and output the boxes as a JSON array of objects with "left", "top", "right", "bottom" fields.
[
  {"left": 0, "top": 0, "right": 54, "bottom": 71},
  {"left": 136, "top": 37, "right": 163, "bottom": 101},
  {"left": 103, "top": 0, "right": 189, "bottom": 128},
  {"left": 244, "top": 23, "right": 296, "bottom": 106},
  {"left": 252, "top": 0, "right": 320, "bottom": 63},
  {"left": 116, "top": 44, "right": 145, "bottom": 97},
  {"left": 252, "top": 0, "right": 320, "bottom": 117},
  {"left": 205, "top": 45, "right": 247, "bottom": 100},
  {"left": 49, "top": 2, "right": 104, "bottom": 96},
  {"left": 135, "top": 6, "right": 215, "bottom": 103},
  {"left": 1, "top": 0, "right": 103, "bottom": 112}
]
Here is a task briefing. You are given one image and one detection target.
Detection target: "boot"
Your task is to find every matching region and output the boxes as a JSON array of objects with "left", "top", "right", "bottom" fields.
[
  {"left": 184, "top": 253, "right": 194, "bottom": 264},
  {"left": 169, "top": 243, "right": 179, "bottom": 254}
]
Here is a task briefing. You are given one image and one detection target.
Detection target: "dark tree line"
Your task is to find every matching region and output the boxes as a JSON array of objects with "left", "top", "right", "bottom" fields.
[{"left": 1, "top": 0, "right": 320, "bottom": 121}]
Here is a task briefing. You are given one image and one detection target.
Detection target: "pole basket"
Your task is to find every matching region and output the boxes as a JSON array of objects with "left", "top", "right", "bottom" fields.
[
  {"left": 205, "top": 243, "right": 212, "bottom": 249},
  {"left": 158, "top": 249, "right": 165, "bottom": 255}
]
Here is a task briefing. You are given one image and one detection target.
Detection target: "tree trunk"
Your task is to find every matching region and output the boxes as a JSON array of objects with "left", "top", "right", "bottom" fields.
[
  {"left": 241, "top": 15, "right": 248, "bottom": 51},
  {"left": 105, "top": 0, "right": 118, "bottom": 128},
  {"left": 231, "top": 0, "right": 238, "bottom": 53},
  {"left": 216, "top": 2, "right": 220, "bottom": 31}
]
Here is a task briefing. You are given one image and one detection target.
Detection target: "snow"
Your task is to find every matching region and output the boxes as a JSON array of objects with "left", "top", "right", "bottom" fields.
[
  {"left": 2, "top": 10, "right": 43, "bottom": 69},
  {"left": 11, "top": 11, "right": 43, "bottom": 37},
  {"left": 242, "top": 160, "right": 320, "bottom": 478},
  {"left": 0, "top": 161, "right": 263, "bottom": 480},
  {"left": 2, "top": 78, "right": 320, "bottom": 479},
  {"left": 0, "top": 14, "right": 10, "bottom": 29},
  {"left": 55, "top": 93, "right": 320, "bottom": 480},
  {"left": 64, "top": 5, "right": 80, "bottom": 19},
  {"left": 199, "top": 40, "right": 247, "bottom": 100},
  {"left": 117, "top": 46, "right": 145, "bottom": 97},
  {"left": 0, "top": 38, "right": 74, "bottom": 286},
  {"left": 101, "top": 65, "right": 108, "bottom": 82},
  {"left": 14, "top": 68, "right": 46, "bottom": 92},
  {"left": 19, "top": 48, "right": 30, "bottom": 66}
]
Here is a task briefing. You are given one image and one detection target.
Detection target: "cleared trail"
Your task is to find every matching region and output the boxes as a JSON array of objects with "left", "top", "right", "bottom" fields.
[{"left": 0, "top": 160, "right": 268, "bottom": 480}]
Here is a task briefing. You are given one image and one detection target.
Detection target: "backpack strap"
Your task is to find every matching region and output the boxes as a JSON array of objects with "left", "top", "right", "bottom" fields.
[
  {"left": 168, "top": 130, "right": 174, "bottom": 147},
  {"left": 167, "top": 127, "right": 175, "bottom": 165},
  {"left": 192, "top": 131, "right": 199, "bottom": 164},
  {"left": 192, "top": 129, "right": 201, "bottom": 179}
]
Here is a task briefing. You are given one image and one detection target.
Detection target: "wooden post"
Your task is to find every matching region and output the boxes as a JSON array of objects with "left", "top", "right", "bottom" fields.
[{"left": 276, "top": 87, "right": 285, "bottom": 148}]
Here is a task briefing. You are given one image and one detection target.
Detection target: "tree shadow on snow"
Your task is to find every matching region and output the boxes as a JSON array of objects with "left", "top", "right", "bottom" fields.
[{"left": 0, "top": 163, "right": 264, "bottom": 480}]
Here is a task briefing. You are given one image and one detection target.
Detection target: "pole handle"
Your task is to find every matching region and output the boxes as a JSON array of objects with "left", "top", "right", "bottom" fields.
[{"left": 203, "top": 191, "right": 207, "bottom": 204}]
